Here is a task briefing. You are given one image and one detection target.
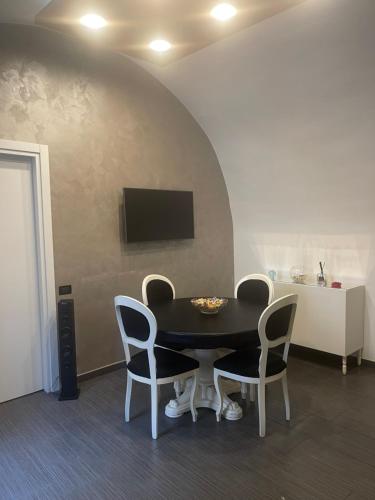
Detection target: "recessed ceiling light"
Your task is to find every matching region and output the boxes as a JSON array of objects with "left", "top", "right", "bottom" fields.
[
  {"left": 79, "top": 14, "right": 107, "bottom": 30},
  {"left": 149, "top": 39, "right": 172, "bottom": 53},
  {"left": 210, "top": 3, "right": 237, "bottom": 21}
]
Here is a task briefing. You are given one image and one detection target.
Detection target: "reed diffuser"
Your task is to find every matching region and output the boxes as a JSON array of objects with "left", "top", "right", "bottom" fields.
[{"left": 317, "top": 261, "right": 326, "bottom": 287}]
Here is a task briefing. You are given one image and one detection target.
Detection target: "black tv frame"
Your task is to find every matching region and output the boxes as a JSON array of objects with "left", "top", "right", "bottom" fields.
[{"left": 123, "top": 187, "right": 194, "bottom": 243}]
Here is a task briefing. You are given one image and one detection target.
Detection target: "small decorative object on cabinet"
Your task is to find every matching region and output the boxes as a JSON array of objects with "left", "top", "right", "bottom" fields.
[
  {"left": 268, "top": 270, "right": 277, "bottom": 281},
  {"left": 332, "top": 281, "right": 342, "bottom": 289},
  {"left": 274, "top": 281, "right": 364, "bottom": 375},
  {"left": 317, "top": 261, "right": 326, "bottom": 286},
  {"left": 290, "top": 265, "right": 306, "bottom": 284}
]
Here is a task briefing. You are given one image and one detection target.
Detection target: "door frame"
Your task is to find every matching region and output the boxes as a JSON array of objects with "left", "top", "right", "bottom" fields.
[{"left": 0, "top": 139, "right": 58, "bottom": 393}]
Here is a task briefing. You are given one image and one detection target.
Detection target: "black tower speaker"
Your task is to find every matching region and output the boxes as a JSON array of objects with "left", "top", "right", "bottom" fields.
[{"left": 58, "top": 299, "right": 79, "bottom": 400}]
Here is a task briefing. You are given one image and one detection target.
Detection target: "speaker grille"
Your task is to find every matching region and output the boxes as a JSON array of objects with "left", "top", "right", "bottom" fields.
[{"left": 58, "top": 299, "right": 79, "bottom": 400}]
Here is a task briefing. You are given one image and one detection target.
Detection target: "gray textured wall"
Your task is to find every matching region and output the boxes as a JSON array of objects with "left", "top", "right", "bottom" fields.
[{"left": 0, "top": 24, "right": 234, "bottom": 374}]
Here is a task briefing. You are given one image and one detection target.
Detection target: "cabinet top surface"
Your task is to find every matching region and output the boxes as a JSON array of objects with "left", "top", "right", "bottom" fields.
[{"left": 274, "top": 280, "right": 365, "bottom": 291}]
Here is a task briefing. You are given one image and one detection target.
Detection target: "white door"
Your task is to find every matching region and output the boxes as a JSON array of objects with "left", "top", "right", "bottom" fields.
[{"left": 0, "top": 154, "right": 43, "bottom": 403}]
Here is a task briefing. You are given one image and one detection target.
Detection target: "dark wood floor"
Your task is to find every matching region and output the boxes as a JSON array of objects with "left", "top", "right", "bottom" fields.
[{"left": 1, "top": 354, "right": 375, "bottom": 500}]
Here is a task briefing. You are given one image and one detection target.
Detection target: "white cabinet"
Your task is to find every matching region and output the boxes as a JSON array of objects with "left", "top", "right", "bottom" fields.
[{"left": 274, "top": 281, "right": 365, "bottom": 374}]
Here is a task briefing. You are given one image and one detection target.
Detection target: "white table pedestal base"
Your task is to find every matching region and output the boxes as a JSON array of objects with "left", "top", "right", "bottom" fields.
[{"left": 165, "top": 349, "right": 243, "bottom": 421}]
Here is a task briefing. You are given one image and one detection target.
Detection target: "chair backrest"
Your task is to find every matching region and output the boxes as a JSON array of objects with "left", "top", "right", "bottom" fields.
[
  {"left": 257, "top": 294, "right": 298, "bottom": 378},
  {"left": 235, "top": 274, "right": 274, "bottom": 306},
  {"left": 142, "top": 274, "right": 175, "bottom": 306},
  {"left": 114, "top": 296, "right": 157, "bottom": 378}
]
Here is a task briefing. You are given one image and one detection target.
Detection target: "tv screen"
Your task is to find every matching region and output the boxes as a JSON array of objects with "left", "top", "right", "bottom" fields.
[{"left": 123, "top": 188, "right": 194, "bottom": 243}]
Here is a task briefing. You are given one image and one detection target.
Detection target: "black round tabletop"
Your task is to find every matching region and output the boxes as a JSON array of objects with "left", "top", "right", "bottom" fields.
[{"left": 150, "top": 298, "right": 264, "bottom": 350}]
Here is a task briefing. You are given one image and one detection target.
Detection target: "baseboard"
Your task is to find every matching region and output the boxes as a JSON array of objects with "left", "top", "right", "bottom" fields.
[
  {"left": 78, "top": 359, "right": 126, "bottom": 382},
  {"left": 289, "top": 344, "right": 375, "bottom": 368}
]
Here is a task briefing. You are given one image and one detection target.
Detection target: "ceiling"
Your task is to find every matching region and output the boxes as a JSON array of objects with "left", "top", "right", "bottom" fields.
[
  {"left": 0, "top": 0, "right": 50, "bottom": 24},
  {"left": 34, "top": 0, "right": 306, "bottom": 65}
]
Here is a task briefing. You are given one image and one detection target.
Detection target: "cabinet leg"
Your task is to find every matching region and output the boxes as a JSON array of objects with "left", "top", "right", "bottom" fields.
[
  {"left": 357, "top": 349, "right": 362, "bottom": 366},
  {"left": 342, "top": 356, "right": 347, "bottom": 375}
]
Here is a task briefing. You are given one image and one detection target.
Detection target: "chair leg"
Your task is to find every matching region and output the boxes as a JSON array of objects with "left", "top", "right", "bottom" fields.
[
  {"left": 240, "top": 382, "right": 247, "bottom": 400},
  {"left": 357, "top": 348, "right": 362, "bottom": 367},
  {"left": 249, "top": 384, "right": 256, "bottom": 403},
  {"left": 282, "top": 374, "right": 290, "bottom": 421},
  {"left": 214, "top": 370, "right": 223, "bottom": 422},
  {"left": 151, "top": 382, "right": 158, "bottom": 439},
  {"left": 190, "top": 374, "right": 198, "bottom": 422},
  {"left": 125, "top": 373, "right": 132, "bottom": 422},
  {"left": 258, "top": 383, "right": 266, "bottom": 437}
]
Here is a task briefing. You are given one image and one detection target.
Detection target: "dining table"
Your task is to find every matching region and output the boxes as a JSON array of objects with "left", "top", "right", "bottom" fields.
[{"left": 149, "top": 297, "right": 265, "bottom": 420}]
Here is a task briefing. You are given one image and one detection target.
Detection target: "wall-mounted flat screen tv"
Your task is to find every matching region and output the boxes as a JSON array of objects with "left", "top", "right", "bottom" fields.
[{"left": 123, "top": 188, "right": 194, "bottom": 243}]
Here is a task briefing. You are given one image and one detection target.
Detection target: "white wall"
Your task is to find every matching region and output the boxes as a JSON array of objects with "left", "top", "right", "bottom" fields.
[{"left": 143, "top": 0, "right": 375, "bottom": 360}]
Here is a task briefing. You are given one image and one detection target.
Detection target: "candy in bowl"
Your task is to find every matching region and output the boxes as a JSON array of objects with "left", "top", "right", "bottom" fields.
[{"left": 190, "top": 297, "right": 228, "bottom": 315}]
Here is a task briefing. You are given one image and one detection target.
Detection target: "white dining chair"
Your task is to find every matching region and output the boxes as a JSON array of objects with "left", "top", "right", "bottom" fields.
[
  {"left": 141, "top": 274, "right": 184, "bottom": 398},
  {"left": 114, "top": 295, "right": 199, "bottom": 439},
  {"left": 235, "top": 273, "right": 275, "bottom": 400},
  {"left": 235, "top": 273, "right": 275, "bottom": 305},
  {"left": 214, "top": 294, "right": 298, "bottom": 437},
  {"left": 142, "top": 274, "right": 175, "bottom": 306}
]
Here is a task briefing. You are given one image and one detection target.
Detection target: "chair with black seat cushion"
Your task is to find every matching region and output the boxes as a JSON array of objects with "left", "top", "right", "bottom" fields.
[
  {"left": 142, "top": 274, "right": 185, "bottom": 398},
  {"left": 214, "top": 294, "right": 298, "bottom": 437},
  {"left": 235, "top": 273, "right": 275, "bottom": 400},
  {"left": 114, "top": 295, "right": 199, "bottom": 439},
  {"left": 235, "top": 273, "right": 274, "bottom": 306},
  {"left": 142, "top": 274, "right": 175, "bottom": 306},
  {"left": 142, "top": 273, "right": 189, "bottom": 399}
]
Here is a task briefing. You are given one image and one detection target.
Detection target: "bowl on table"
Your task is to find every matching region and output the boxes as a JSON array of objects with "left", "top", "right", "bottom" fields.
[{"left": 190, "top": 297, "right": 228, "bottom": 315}]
